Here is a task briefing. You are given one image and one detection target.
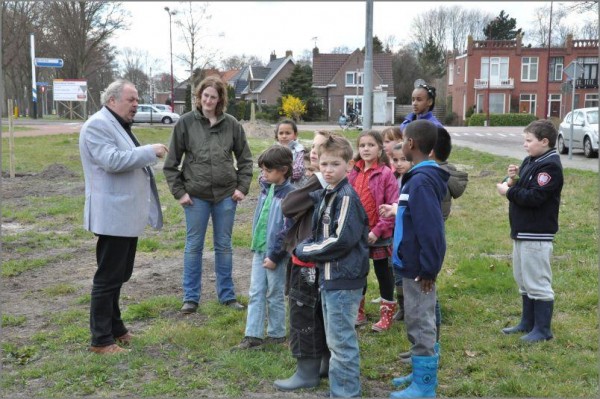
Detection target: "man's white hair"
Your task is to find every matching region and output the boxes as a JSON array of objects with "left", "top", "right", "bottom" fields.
[{"left": 100, "top": 79, "right": 135, "bottom": 105}]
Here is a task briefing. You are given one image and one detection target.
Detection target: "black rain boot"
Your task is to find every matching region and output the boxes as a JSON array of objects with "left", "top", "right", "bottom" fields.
[
  {"left": 319, "top": 350, "right": 330, "bottom": 378},
  {"left": 502, "top": 295, "right": 534, "bottom": 334},
  {"left": 521, "top": 300, "right": 554, "bottom": 342},
  {"left": 393, "top": 285, "right": 404, "bottom": 321},
  {"left": 273, "top": 358, "right": 321, "bottom": 391}
]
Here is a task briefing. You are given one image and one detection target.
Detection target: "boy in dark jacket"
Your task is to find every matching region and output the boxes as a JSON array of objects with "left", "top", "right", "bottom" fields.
[
  {"left": 389, "top": 120, "right": 449, "bottom": 399},
  {"left": 496, "top": 119, "right": 563, "bottom": 343},
  {"left": 295, "top": 135, "right": 369, "bottom": 398}
]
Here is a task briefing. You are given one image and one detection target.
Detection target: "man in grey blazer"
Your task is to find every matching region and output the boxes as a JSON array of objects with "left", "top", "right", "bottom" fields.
[{"left": 79, "top": 79, "right": 169, "bottom": 354}]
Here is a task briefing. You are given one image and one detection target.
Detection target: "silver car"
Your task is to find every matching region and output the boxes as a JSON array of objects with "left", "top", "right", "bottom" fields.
[
  {"left": 153, "top": 104, "right": 174, "bottom": 113},
  {"left": 558, "top": 107, "right": 599, "bottom": 158},
  {"left": 134, "top": 104, "right": 180, "bottom": 124}
]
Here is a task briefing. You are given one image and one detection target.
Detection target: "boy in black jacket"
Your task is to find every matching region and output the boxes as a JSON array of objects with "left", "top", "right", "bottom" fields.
[
  {"left": 295, "top": 135, "right": 369, "bottom": 398},
  {"left": 496, "top": 119, "right": 563, "bottom": 342}
]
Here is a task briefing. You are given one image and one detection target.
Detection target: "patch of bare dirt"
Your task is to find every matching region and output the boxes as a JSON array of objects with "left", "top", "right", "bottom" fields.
[{"left": 242, "top": 120, "right": 275, "bottom": 139}]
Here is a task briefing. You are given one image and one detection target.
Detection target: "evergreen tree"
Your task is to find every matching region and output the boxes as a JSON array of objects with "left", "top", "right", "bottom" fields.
[
  {"left": 361, "top": 35, "right": 385, "bottom": 53},
  {"left": 483, "top": 10, "right": 522, "bottom": 40},
  {"left": 418, "top": 36, "right": 446, "bottom": 80},
  {"left": 280, "top": 64, "right": 323, "bottom": 121}
]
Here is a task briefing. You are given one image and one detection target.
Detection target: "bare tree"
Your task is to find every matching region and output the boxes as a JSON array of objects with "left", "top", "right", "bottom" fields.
[
  {"left": 120, "top": 47, "right": 161, "bottom": 100},
  {"left": 527, "top": 4, "right": 573, "bottom": 47},
  {"left": 220, "top": 54, "right": 264, "bottom": 70},
  {"left": 411, "top": 5, "right": 493, "bottom": 54},
  {"left": 578, "top": 17, "right": 599, "bottom": 39},
  {"left": 1, "top": 1, "right": 44, "bottom": 116},
  {"left": 331, "top": 45, "right": 353, "bottom": 54},
  {"left": 41, "top": 1, "right": 128, "bottom": 115},
  {"left": 174, "top": 1, "right": 223, "bottom": 107}
]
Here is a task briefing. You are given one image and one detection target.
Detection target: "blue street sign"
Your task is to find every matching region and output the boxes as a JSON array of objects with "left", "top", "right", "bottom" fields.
[
  {"left": 36, "top": 82, "right": 49, "bottom": 86},
  {"left": 34, "top": 58, "right": 64, "bottom": 68}
]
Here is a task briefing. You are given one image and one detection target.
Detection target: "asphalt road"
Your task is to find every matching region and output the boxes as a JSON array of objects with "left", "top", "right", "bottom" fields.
[{"left": 298, "top": 124, "right": 599, "bottom": 172}]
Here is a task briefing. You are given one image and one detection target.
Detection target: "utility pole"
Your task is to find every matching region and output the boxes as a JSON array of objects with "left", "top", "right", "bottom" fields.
[
  {"left": 30, "top": 34, "right": 37, "bottom": 119},
  {"left": 544, "top": 1, "right": 553, "bottom": 119},
  {"left": 363, "top": 0, "right": 373, "bottom": 129}
]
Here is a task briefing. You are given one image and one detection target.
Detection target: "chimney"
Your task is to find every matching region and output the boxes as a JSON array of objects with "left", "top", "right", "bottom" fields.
[
  {"left": 313, "top": 46, "right": 319, "bottom": 56},
  {"left": 270, "top": 51, "right": 277, "bottom": 62},
  {"left": 285, "top": 50, "right": 293, "bottom": 58}
]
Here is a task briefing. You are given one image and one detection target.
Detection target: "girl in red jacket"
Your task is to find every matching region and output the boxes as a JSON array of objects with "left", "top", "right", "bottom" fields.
[{"left": 349, "top": 130, "right": 399, "bottom": 332}]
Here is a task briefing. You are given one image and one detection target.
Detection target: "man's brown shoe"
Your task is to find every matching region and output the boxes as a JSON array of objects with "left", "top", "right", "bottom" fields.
[
  {"left": 89, "top": 344, "right": 129, "bottom": 355},
  {"left": 115, "top": 332, "right": 133, "bottom": 345}
]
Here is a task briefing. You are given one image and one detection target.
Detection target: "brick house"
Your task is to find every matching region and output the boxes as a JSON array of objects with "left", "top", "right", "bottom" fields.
[
  {"left": 447, "top": 34, "right": 599, "bottom": 124},
  {"left": 312, "top": 47, "right": 395, "bottom": 124},
  {"left": 230, "top": 51, "right": 296, "bottom": 105}
]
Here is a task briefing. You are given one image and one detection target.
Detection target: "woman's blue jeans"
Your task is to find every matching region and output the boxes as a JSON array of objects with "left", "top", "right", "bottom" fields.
[{"left": 182, "top": 196, "right": 237, "bottom": 304}]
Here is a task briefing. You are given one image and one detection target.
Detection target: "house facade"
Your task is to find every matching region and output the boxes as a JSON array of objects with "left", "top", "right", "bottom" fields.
[
  {"left": 231, "top": 51, "right": 296, "bottom": 105},
  {"left": 312, "top": 48, "right": 395, "bottom": 124},
  {"left": 447, "top": 34, "right": 599, "bottom": 124}
]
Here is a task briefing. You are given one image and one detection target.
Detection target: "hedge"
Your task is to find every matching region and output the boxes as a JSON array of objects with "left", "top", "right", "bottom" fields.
[{"left": 468, "top": 113, "right": 538, "bottom": 126}]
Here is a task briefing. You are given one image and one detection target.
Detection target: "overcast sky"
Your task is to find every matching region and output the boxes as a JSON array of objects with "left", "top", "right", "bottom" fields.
[{"left": 109, "top": 1, "right": 593, "bottom": 80}]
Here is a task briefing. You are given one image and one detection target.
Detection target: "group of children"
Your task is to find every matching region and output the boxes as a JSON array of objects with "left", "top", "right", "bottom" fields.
[{"left": 231, "top": 81, "right": 563, "bottom": 398}]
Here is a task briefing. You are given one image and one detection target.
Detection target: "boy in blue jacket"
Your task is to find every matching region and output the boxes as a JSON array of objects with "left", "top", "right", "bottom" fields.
[
  {"left": 389, "top": 120, "right": 449, "bottom": 399},
  {"left": 234, "top": 145, "right": 295, "bottom": 350},
  {"left": 295, "top": 135, "right": 370, "bottom": 398}
]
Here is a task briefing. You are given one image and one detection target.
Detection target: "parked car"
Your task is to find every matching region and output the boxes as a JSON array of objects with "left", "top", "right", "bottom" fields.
[
  {"left": 134, "top": 105, "right": 180, "bottom": 124},
  {"left": 558, "top": 107, "right": 598, "bottom": 158},
  {"left": 152, "top": 104, "right": 174, "bottom": 113}
]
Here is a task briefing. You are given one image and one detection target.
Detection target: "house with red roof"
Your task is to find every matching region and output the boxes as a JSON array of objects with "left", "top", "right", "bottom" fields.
[{"left": 311, "top": 47, "right": 395, "bottom": 124}]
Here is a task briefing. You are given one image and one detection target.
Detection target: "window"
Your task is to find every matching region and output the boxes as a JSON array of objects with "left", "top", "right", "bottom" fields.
[
  {"left": 584, "top": 93, "right": 599, "bottom": 108},
  {"left": 521, "top": 57, "right": 539, "bottom": 81},
  {"left": 260, "top": 99, "right": 267, "bottom": 105},
  {"left": 344, "top": 96, "right": 363, "bottom": 116},
  {"left": 476, "top": 93, "right": 505, "bottom": 114},
  {"left": 549, "top": 57, "right": 564, "bottom": 81},
  {"left": 519, "top": 94, "right": 537, "bottom": 114},
  {"left": 345, "top": 71, "right": 363, "bottom": 87},
  {"left": 448, "top": 63, "right": 454, "bottom": 85},
  {"left": 481, "top": 57, "right": 509, "bottom": 84},
  {"left": 490, "top": 93, "right": 505, "bottom": 114},
  {"left": 574, "top": 111, "right": 585, "bottom": 125},
  {"left": 578, "top": 57, "right": 599, "bottom": 80}
]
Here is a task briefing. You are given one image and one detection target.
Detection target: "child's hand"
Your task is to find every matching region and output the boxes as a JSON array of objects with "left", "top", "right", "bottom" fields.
[
  {"left": 263, "top": 257, "right": 276, "bottom": 270},
  {"left": 415, "top": 276, "right": 435, "bottom": 293},
  {"left": 379, "top": 203, "right": 397, "bottom": 218},
  {"left": 367, "top": 232, "right": 378, "bottom": 245},
  {"left": 507, "top": 164, "right": 519, "bottom": 178},
  {"left": 496, "top": 182, "right": 509, "bottom": 196}
]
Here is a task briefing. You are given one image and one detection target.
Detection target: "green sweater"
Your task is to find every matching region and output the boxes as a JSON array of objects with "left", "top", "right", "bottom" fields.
[{"left": 163, "top": 108, "right": 253, "bottom": 202}]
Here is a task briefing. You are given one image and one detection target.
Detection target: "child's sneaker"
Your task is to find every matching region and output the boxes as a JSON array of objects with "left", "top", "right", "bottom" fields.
[{"left": 232, "top": 336, "right": 263, "bottom": 350}]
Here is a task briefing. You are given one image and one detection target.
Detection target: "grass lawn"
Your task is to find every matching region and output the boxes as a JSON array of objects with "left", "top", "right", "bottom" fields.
[{"left": 1, "top": 127, "right": 598, "bottom": 397}]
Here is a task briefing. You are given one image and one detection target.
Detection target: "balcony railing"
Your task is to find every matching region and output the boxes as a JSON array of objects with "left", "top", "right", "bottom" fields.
[
  {"left": 474, "top": 78, "right": 514, "bottom": 89},
  {"left": 575, "top": 78, "right": 599, "bottom": 89}
]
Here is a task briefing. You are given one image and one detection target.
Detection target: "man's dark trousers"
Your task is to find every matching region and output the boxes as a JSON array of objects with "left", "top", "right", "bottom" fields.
[{"left": 90, "top": 235, "right": 138, "bottom": 347}]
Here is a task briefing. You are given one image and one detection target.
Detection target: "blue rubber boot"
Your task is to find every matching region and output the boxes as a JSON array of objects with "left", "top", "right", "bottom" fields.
[
  {"left": 502, "top": 295, "right": 534, "bottom": 334},
  {"left": 521, "top": 300, "right": 554, "bottom": 342},
  {"left": 392, "top": 343, "right": 440, "bottom": 387},
  {"left": 390, "top": 355, "right": 438, "bottom": 398}
]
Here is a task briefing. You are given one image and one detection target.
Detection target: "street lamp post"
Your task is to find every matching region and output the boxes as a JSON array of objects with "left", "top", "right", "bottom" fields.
[{"left": 164, "top": 6, "right": 176, "bottom": 113}]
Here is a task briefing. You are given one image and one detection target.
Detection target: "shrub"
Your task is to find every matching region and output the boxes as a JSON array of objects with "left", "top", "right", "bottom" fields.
[
  {"left": 256, "top": 104, "right": 279, "bottom": 122},
  {"left": 468, "top": 113, "right": 538, "bottom": 126},
  {"left": 444, "top": 112, "right": 458, "bottom": 126},
  {"left": 465, "top": 105, "right": 476, "bottom": 119},
  {"left": 281, "top": 95, "right": 307, "bottom": 122}
]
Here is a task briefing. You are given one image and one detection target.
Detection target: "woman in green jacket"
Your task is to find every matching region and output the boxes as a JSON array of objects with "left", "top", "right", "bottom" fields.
[{"left": 163, "top": 76, "right": 253, "bottom": 314}]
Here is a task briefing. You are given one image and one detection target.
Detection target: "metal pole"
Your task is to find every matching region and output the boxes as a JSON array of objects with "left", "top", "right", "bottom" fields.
[
  {"left": 544, "top": 1, "right": 553, "bottom": 118},
  {"left": 30, "top": 33, "right": 37, "bottom": 119},
  {"left": 363, "top": 0, "right": 373, "bottom": 129},
  {"left": 569, "top": 65, "right": 577, "bottom": 160},
  {"left": 487, "top": 41, "right": 491, "bottom": 127},
  {"left": 165, "top": 7, "right": 175, "bottom": 113},
  {"left": 8, "top": 98, "right": 15, "bottom": 178}
]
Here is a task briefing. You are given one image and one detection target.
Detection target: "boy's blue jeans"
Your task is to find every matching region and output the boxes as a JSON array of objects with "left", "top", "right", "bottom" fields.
[
  {"left": 403, "top": 277, "right": 437, "bottom": 356},
  {"left": 321, "top": 288, "right": 362, "bottom": 397},
  {"left": 244, "top": 251, "right": 288, "bottom": 339},
  {"left": 182, "top": 196, "right": 237, "bottom": 304}
]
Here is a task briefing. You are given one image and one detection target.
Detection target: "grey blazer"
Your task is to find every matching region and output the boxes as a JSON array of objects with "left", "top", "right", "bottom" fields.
[{"left": 79, "top": 107, "right": 163, "bottom": 237}]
